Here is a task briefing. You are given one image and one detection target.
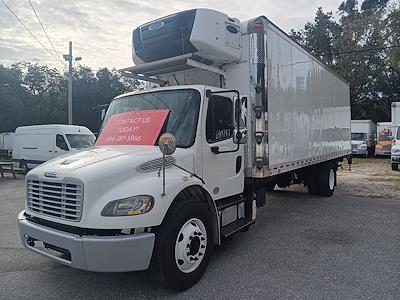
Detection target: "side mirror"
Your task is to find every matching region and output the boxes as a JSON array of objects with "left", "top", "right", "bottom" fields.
[
  {"left": 158, "top": 133, "right": 177, "bottom": 155},
  {"left": 100, "top": 108, "right": 107, "bottom": 121},
  {"left": 233, "top": 96, "right": 247, "bottom": 144}
]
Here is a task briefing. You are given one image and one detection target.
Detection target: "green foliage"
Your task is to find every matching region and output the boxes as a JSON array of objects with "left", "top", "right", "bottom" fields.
[
  {"left": 292, "top": 0, "right": 400, "bottom": 122},
  {"left": 0, "top": 62, "right": 138, "bottom": 133}
]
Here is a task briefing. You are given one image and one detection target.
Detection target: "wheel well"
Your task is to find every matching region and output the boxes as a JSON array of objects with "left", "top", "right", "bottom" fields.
[{"left": 163, "top": 185, "right": 220, "bottom": 245}]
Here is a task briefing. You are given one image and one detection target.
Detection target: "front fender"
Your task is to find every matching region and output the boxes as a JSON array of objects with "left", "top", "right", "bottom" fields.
[{"left": 83, "top": 168, "right": 205, "bottom": 229}]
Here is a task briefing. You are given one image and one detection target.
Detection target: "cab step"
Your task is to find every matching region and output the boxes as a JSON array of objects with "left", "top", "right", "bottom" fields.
[{"left": 221, "top": 218, "right": 255, "bottom": 238}]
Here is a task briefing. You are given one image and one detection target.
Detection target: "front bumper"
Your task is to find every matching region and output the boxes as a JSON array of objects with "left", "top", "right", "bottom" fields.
[
  {"left": 375, "top": 150, "right": 391, "bottom": 156},
  {"left": 392, "top": 155, "right": 400, "bottom": 163},
  {"left": 352, "top": 148, "right": 367, "bottom": 155},
  {"left": 17, "top": 211, "right": 155, "bottom": 272}
]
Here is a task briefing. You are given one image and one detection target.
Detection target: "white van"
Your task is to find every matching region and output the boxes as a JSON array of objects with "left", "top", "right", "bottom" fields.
[{"left": 12, "top": 125, "right": 95, "bottom": 173}]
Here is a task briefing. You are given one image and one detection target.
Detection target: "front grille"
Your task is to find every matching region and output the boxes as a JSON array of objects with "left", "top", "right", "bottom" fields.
[
  {"left": 27, "top": 180, "right": 83, "bottom": 221},
  {"left": 383, "top": 144, "right": 392, "bottom": 151}
]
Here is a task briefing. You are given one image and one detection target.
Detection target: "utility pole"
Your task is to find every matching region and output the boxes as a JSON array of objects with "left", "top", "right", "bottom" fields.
[{"left": 63, "top": 41, "right": 81, "bottom": 125}]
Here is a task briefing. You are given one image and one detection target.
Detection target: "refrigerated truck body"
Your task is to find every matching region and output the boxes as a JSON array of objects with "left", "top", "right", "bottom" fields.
[
  {"left": 17, "top": 9, "right": 351, "bottom": 291},
  {"left": 351, "top": 120, "right": 376, "bottom": 157}
]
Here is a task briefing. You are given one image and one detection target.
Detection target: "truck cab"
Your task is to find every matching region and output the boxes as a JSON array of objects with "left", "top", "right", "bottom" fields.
[
  {"left": 391, "top": 125, "right": 400, "bottom": 170},
  {"left": 351, "top": 120, "right": 376, "bottom": 157}
]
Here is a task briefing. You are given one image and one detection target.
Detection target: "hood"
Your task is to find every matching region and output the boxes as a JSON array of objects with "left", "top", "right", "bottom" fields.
[
  {"left": 32, "top": 145, "right": 164, "bottom": 176},
  {"left": 351, "top": 140, "right": 366, "bottom": 146}
]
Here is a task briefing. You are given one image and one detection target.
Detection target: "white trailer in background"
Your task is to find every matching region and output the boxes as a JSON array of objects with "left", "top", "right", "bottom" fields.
[
  {"left": 351, "top": 120, "right": 376, "bottom": 157},
  {"left": 17, "top": 9, "right": 351, "bottom": 291},
  {"left": 392, "top": 102, "right": 400, "bottom": 128},
  {"left": 0, "top": 132, "right": 15, "bottom": 159}
]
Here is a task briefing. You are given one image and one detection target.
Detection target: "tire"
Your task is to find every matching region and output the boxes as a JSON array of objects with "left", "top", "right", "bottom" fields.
[
  {"left": 306, "top": 167, "right": 319, "bottom": 196},
  {"left": 20, "top": 160, "right": 28, "bottom": 175},
  {"left": 265, "top": 181, "right": 276, "bottom": 192},
  {"left": 392, "top": 163, "right": 398, "bottom": 171},
  {"left": 318, "top": 163, "right": 336, "bottom": 197},
  {"left": 149, "top": 195, "right": 213, "bottom": 291}
]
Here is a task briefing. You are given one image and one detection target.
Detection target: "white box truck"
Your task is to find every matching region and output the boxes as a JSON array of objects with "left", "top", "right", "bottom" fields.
[
  {"left": 17, "top": 9, "right": 351, "bottom": 291},
  {"left": 12, "top": 125, "right": 95, "bottom": 173},
  {"left": 392, "top": 102, "right": 400, "bottom": 128},
  {"left": 390, "top": 102, "right": 400, "bottom": 170},
  {"left": 0, "top": 132, "right": 15, "bottom": 159},
  {"left": 391, "top": 124, "right": 400, "bottom": 170},
  {"left": 351, "top": 120, "right": 376, "bottom": 157}
]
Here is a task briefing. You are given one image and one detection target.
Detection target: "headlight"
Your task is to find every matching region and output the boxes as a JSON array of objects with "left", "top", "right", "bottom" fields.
[
  {"left": 392, "top": 147, "right": 400, "bottom": 154},
  {"left": 359, "top": 144, "right": 367, "bottom": 149},
  {"left": 101, "top": 195, "right": 154, "bottom": 216}
]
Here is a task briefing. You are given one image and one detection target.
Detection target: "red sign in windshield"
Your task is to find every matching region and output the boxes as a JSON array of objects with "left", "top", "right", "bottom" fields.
[{"left": 95, "top": 110, "right": 169, "bottom": 146}]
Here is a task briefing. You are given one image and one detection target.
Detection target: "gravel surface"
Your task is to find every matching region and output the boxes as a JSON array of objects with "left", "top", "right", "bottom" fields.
[
  {"left": 1, "top": 176, "right": 399, "bottom": 299},
  {"left": 337, "top": 157, "right": 400, "bottom": 199}
]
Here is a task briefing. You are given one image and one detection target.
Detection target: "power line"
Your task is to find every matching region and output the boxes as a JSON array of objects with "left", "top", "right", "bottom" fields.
[
  {"left": 1, "top": 0, "right": 66, "bottom": 67},
  {"left": 27, "top": 0, "right": 63, "bottom": 62}
]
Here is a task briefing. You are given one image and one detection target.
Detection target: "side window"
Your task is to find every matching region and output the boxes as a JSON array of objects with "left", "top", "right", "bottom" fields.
[
  {"left": 206, "top": 95, "right": 233, "bottom": 143},
  {"left": 56, "top": 134, "right": 69, "bottom": 151}
]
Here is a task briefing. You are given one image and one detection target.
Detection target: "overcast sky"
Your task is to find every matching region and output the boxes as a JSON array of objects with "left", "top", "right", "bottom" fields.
[{"left": 0, "top": 0, "right": 343, "bottom": 71}]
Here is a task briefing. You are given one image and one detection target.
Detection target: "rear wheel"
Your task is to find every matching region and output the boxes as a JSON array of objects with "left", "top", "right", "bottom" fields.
[
  {"left": 306, "top": 167, "right": 319, "bottom": 196},
  {"left": 392, "top": 163, "right": 398, "bottom": 171},
  {"left": 149, "top": 197, "right": 213, "bottom": 291},
  {"left": 318, "top": 163, "right": 336, "bottom": 197}
]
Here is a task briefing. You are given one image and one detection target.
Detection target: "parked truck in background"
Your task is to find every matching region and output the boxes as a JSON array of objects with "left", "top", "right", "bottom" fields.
[
  {"left": 0, "top": 132, "right": 15, "bottom": 159},
  {"left": 17, "top": 9, "right": 351, "bottom": 291},
  {"left": 12, "top": 125, "right": 95, "bottom": 174},
  {"left": 375, "top": 122, "right": 394, "bottom": 156},
  {"left": 391, "top": 125, "right": 400, "bottom": 170},
  {"left": 351, "top": 120, "right": 376, "bottom": 157},
  {"left": 391, "top": 102, "right": 400, "bottom": 170}
]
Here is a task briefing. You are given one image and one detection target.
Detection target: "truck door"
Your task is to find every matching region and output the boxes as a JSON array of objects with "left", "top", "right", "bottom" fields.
[
  {"left": 202, "top": 94, "right": 244, "bottom": 199},
  {"left": 55, "top": 134, "right": 69, "bottom": 157}
]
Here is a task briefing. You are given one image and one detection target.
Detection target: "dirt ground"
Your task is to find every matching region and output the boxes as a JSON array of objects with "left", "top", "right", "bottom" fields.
[
  {"left": 337, "top": 157, "right": 400, "bottom": 199},
  {"left": 279, "top": 157, "right": 400, "bottom": 199}
]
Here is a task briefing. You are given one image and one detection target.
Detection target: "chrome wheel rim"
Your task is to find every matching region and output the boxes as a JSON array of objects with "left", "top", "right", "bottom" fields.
[{"left": 175, "top": 218, "right": 207, "bottom": 273}]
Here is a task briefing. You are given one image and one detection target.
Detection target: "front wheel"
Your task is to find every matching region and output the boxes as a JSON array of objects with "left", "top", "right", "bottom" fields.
[
  {"left": 149, "top": 199, "right": 213, "bottom": 291},
  {"left": 392, "top": 163, "right": 398, "bottom": 171}
]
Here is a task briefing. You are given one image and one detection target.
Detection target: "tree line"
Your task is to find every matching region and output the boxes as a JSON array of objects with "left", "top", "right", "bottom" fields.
[
  {"left": 290, "top": 0, "right": 400, "bottom": 121},
  {"left": 0, "top": 62, "right": 138, "bottom": 134},
  {"left": 0, "top": 0, "right": 399, "bottom": 134}
]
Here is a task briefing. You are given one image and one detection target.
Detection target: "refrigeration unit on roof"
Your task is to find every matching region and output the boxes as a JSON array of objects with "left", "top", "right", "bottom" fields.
[{"left": 132, "top": 8, "right": 242, "bottom": 66}]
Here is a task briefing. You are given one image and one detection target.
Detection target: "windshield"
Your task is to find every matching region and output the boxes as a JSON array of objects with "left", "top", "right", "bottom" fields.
[
  {"left": 351, "top": 133, "right": 367, "bottom": 141},
  {"left": 66, "top": 134, "right": 95, "bottom": 149},
  {"left": 378, "top": 130, "right": 392, "bottom": 141},
  {"left": 102, "top": 89, "right": 201, "bottom": 148}
]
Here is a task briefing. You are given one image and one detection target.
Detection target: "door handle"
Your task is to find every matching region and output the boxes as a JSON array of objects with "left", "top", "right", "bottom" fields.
[
  {"left": 54, "top": 151, "right": 58, "bottom": 153},
  {"left": 49, "top": 150, "right": 52, "bottom": 152}
]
